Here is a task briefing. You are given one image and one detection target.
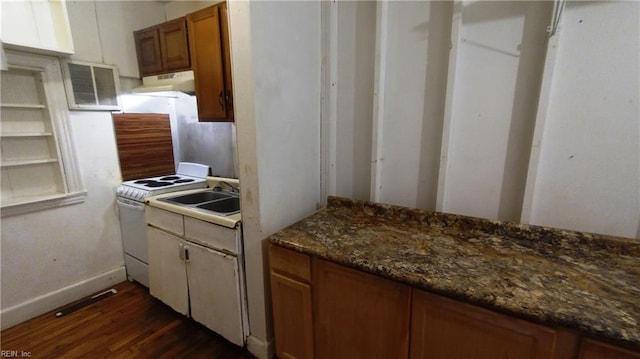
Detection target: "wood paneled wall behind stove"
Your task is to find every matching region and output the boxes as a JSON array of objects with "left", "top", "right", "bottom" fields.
[{"left": 113, "top": 113, "right": 176, "bottom": 181}]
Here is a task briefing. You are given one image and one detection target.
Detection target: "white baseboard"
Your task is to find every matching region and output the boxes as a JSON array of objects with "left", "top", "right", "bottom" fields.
[
  {"left": 1, "top": 266, "right": 126, "bottom": 330},
  {"left": 246, "top": 334, "right": 274, "bottom": 359}
]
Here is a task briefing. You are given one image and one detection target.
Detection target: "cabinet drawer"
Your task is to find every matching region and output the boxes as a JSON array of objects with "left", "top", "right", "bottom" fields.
[
  {"left": 184, "top": 216, "right": 238, "bottom": 254},
  {"left": 146, "top": 206, "right": 184, "bottom": 236},
  {"left": 269, "top": 245, "right": 311, "bottom": 282}
]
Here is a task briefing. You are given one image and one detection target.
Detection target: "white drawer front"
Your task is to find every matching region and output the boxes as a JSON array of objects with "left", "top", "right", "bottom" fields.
[
  {"left": 185, "top": 216, "right": 238, "bottom": 254},
  {"left": 146, "top": 206, "right": 184, "bottom": 236}
]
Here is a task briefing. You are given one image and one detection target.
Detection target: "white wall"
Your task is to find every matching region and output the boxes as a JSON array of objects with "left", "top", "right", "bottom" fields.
[
  {"left": 164, "top": 0, "right": 219, "bottom": 20},
  {"left": 0, "top": 0, "right": 169, "bottom": 330},
  {"left": 334, "top": 1, "right": 375, "bottom": 201},
  {"left": 66, "top": 0, "right": 166, "bottom": 77},
  {"left": 526, "top": 1, "right": 640, "bottom": 238},
  {"left": 229, "top": 1, "right": 322, "bottom": 357},
  {"left": 331, "top": 1, "right": 638, "bottom": 239},
  {"left": 439, "top": 1, "right": 550, "bottom": 221},
  {"left": 1, "top": 111, "right": 126, "bottom": 329},
  {"left": 378, "top": 1, "right": 452, "bottom": 210}
]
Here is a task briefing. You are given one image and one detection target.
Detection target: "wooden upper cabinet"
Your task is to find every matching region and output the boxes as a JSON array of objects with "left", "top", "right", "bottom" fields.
[
  {"left": 134, "top": 28, "right": 163, "bottom": 76},
  {"left": 159, "top": 19, "right": 190, "bottom": 72},
  {"left": 219, "top": 3, "right": 234, "bottom": 121},
  {"left": 579, "top": 339, "right": 640, "bottom": 359},
  {"left": 187, "top": 3, "right": 234, "bottom": 122},
  {"left": 134, "top": 17, "right": 190, "bottom": 77},
  {"left": 410, "top": 289, "right": 576, "bottom": 359}
]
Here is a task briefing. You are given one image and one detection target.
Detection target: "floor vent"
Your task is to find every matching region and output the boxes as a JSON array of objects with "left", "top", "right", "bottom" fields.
[{"left": 55, "top": 288, "right": 118, "bottom": 317}]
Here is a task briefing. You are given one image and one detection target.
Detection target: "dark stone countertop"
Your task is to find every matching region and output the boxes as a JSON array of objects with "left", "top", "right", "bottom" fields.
[{"left": 268, "top": 196, "right": 640, "bottom": 347}]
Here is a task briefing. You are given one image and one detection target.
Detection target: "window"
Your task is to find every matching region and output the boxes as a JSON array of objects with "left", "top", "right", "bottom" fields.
[
  {"left": 1, "top": 50, "right": 86, "bottom": 216},
  {"left": 62, "top": 59, "right": 121, "bottom": 111}
]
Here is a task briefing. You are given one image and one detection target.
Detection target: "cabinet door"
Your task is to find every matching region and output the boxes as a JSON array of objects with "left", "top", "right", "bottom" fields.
[
  {"left": 269, "top": 245, "right": 314, "bottom": 359},
  {"left": 270, "top": 271, "right": 314, "bottom": 359},
  {"left": 579, "top": 339, "right": 640, "bottom": 359},
  {"left": 410, "top": 289, "right": 559, "bottom": 359},
  {"left": 219, "top": 2, "right": 234, "bottom": 121},
  {"left": 314, "top": 259, "right": 411, "bottom": 359},
  {"left": 159, "top": 18, "right": 190, "bottom": 72},
  {"left": 147, "top": 226, "right": 189, "bottom": 315},
  {"left": 186, "top": 242, "right": 244, "bottom": 346},
  {"left": 187, "top": 5, "right": 228, "bottom": 121},
  {"left": 134, "top": 28, "right": 162, "bottom": 76}
]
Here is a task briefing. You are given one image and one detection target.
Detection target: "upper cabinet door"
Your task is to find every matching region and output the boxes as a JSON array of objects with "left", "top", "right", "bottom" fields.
[
  {"left": 219, "top": 3, "right": 233, "bottom": 121},
  {"left": 134, "top": 17, "right": 190, "bottom": 77},
  {"left": 159, "top": 18, "right": 190, "bottom": 72},
  {"left": 187, "top": 4, "right": 232, "bottom": 122},
  {"left": 134, "top": 28, "right": 163, "bottom": 76}
]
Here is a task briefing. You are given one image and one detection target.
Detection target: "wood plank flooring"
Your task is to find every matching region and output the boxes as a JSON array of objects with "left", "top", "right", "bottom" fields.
[{"left": 1, "top": 281, "right": 254, "bottom": 358}]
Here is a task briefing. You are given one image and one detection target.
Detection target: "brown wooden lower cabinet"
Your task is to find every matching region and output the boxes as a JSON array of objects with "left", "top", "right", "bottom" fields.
[
  {"left": 313, "top": 258, "right": 411, "bottom": 359},
  {"left": 269, "top": 245, "right": 314, "bottom": 359},
  {"left": 579, "top": 339, "right": 640, "bottom": 359},
  {"left": 410, "top": 288, "right": 577, "bottom": 359},
  {"left": 268, "top": 244, "right": 639, "bottom": 359},
  {"left": 270, "top": 272, "right": 314, "bottom": 359}
]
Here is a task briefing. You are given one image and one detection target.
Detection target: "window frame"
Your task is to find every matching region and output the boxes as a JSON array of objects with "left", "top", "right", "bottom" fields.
[{"left": 61, "top": 59, "right": 122, "bottom": 111}]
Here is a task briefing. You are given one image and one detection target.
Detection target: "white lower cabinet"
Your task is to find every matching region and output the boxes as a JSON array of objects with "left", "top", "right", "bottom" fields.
[
  {"left": 148, "top": 226, "right": 189, "bottom": 315},
  {"left": 187, "top": 243, "right": 243, "bottom": 345},
  {"left": 146, "top": 206, "right": 245, "bottom": 346}
]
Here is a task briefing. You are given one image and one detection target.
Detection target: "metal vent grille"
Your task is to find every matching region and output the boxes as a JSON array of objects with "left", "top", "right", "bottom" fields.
[{"left": 62, "top": 60, "right": 121, "bottom": 111}]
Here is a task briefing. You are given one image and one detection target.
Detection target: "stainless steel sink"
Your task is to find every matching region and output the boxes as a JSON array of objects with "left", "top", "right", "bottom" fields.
[
  {"left": 196, "top": 197, "right": 240, "bottom": 214},
  {"left": 162, "top": 191, "right": 232, "bottom": 205},
  {"left": 160, "top": 189, "right": 240, "bottom": 216}
]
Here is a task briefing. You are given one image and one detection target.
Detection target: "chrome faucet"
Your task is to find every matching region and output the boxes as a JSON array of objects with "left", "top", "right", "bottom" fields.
[{"left": 217, "top": 181, "right": 239, "bottom": 193}]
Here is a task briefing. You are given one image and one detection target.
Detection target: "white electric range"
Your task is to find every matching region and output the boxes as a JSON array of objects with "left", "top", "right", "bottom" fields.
[{"left": 116, "top": 162, "right": 210, "bottom": 287}]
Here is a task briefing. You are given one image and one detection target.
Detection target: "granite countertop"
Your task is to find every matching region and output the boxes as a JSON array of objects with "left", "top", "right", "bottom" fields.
[{"left": 268, "top": 196, "right": 640, "bottom": 347}]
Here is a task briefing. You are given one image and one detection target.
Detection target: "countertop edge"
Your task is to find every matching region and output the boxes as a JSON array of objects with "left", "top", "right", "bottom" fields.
[{"left": 146, "top": 188, "right": 241, "bottom": 228}]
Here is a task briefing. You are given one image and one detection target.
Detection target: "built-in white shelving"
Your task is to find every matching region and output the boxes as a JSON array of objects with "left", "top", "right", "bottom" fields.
[
  {"left": 0, "top": 132, "right": 53, "bottom": 138},
  {"left": 1, "top": 158, "right": 59, "bottom": 168},
  {"left": 1, "top": 103, "right": 46, "bottom": 109}
]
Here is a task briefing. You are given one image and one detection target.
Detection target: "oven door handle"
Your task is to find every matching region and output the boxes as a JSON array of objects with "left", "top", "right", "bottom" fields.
[{"left": 117, "top": 197, "right": 145, "bottom": 211}]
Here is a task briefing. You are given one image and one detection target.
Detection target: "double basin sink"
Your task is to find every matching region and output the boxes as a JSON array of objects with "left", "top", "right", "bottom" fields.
[{"left": 160, "top": 189, "right": 240, "bottom": 216}]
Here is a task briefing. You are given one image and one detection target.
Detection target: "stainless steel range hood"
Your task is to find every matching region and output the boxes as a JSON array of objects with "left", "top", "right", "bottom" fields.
[{"left": 131, "top": 70, "right": 195, "bottom": 94}]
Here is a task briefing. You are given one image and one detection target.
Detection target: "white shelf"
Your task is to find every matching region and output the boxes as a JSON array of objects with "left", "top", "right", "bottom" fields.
[
  {"left": 1, "top": 158, "right": 58, "bottom": 168},
  {"left": 0, "top": 132, "right": 53, "bottom": 138},
  {"left": 0, "top": 103, "right": 46, "bottom": 109}
]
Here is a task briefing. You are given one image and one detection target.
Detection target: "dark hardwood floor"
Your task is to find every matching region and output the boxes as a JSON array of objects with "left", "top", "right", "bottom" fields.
[{"left": 1, "top": 281, "right": 254, "bottom": 358}]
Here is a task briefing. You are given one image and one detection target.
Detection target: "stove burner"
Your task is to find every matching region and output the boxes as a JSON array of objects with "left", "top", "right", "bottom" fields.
[
  {"left": 144, "top": 181, "right": 174, "bottom": 188},
  {"left": 159, "top": 176, "right": 181, "bottom": 181},
  {"left": 173, "top": 179, "right": 195, "bottom": 183},
  {"left": 134, "top": 179, "right": 156, "bottom": 184}
]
